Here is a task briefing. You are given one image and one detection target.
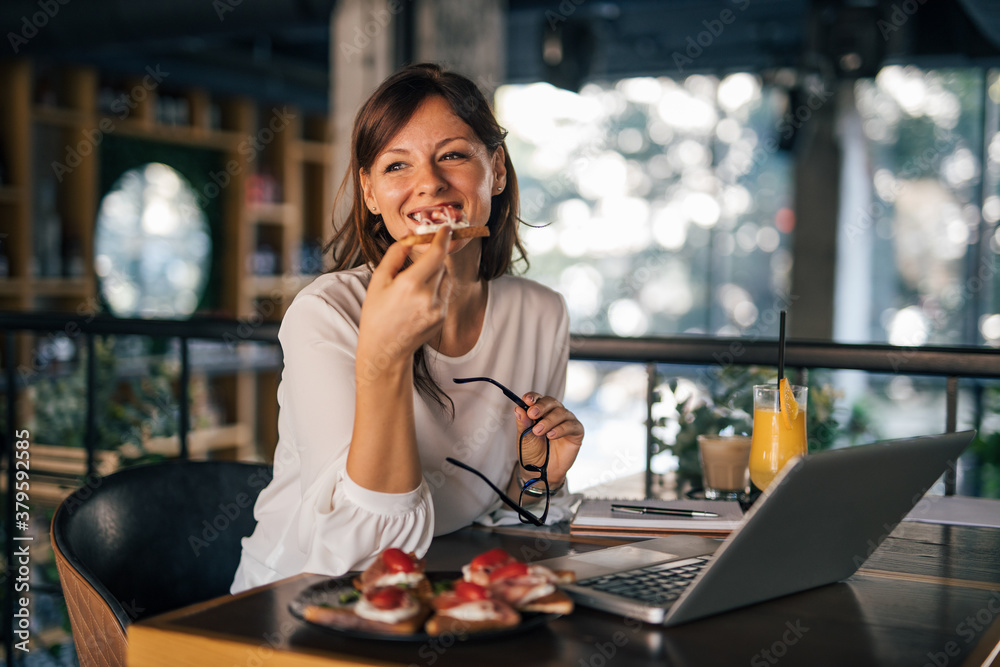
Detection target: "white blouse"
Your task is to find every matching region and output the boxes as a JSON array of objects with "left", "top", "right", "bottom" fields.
[{"left": 231, "top": 266, "right": 569, "bottom": 593}]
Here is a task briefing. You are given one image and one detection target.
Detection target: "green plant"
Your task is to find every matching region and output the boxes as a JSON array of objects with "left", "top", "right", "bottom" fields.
[
  {"left": 30, "top": 336, "right": 179, "bottom": 464},
  {"left": 972, "top": 432, "right": 1000, "bottom": 498},
  {"left": 960, "top": 384, "right": 1000, "bottom": 499},
  {"left": 654, "top": 365, "right": 760, "bottom": 490},
  {"left": 808, "top": 380, "right": 846, "bottom": 451}
]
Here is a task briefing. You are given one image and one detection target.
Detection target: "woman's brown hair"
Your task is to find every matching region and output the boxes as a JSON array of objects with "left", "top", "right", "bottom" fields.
[{"left": 325, "top": 63, "right": 527, "bottom": 414}]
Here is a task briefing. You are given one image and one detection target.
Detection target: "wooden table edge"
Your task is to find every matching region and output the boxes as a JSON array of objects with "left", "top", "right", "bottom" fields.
[
  {"left": 854, "top": 568, "right": 1000, "bottom": 667},
  {"left": 134, "top": 573, "right": 316, "bottom": 627},
  {"left": 126, "top": 624, "right": 396, "bottom": 667},
  {"left": 961, "top": 591, "right": 1000, "bottom": 667},
  {"left": 857, "top": 568, "right": 1000, "bottom": 592}
]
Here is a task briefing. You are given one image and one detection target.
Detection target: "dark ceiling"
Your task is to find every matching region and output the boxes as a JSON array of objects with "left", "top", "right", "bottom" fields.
[
  {"left": 2, "top": 0, "right": 999, "bottom": 113},
  {"left": 1, "top": 0, "right": 337, "bottom": 111}
]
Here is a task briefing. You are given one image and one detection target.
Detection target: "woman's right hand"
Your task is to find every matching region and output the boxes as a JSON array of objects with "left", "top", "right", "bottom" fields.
[
  {"left": 349, "top": 226, "right": 452, "bottom": 493},
  {"left": 356, "top": 226, "right": 454, "bottom": 369}
]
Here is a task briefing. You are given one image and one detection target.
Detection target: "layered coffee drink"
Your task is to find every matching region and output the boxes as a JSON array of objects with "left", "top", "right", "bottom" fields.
[{"left": 697, "top": 434, "right": 752, "bottom": 499}]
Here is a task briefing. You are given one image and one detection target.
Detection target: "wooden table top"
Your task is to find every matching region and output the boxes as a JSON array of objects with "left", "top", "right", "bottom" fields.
[{"left": 127, "top": 521, "right": 1000, "bottom": 667}]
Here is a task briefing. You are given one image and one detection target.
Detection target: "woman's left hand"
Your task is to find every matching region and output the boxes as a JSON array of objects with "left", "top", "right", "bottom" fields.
[{"left": 514, "top": 394, "right": 584, "bottom": 489}]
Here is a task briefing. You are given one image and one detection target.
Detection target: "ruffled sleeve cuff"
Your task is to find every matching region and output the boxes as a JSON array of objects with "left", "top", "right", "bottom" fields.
[
  {"left": 297, "top": 468, "right": 435, "bottom": 576},
  {"left": 339, "top": 469, "right": 429, "bottom": 515}
]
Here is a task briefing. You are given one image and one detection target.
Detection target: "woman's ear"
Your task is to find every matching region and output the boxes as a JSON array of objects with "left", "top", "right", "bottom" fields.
[
  {"left": 359, "top": 168, "right": 378, "bottom": 213},
  {"left": 492, "top": 146, "right": 507, "bottom": 193}
]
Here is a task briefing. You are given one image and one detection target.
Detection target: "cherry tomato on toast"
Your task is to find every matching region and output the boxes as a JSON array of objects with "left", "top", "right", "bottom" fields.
[
  {"left": 470, "top": 548, "right": 513, "bottom": 572},
  {"left": 367, "top": 587, "right": 408, "bottom": 610},
  {"left": 489, "top": 562, "right": 530, "bottom": 582},
  {"left": 382, "top": 548, "right": 416, "bottom": 573}
]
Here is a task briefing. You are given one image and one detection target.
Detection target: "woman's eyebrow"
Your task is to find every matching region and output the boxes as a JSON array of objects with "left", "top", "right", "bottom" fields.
[
  {"left": 380, "top": 136, "right": 470, "bottom": 156},
  {"left": 434, "top": 136, "right": 468, "bottom": 148}
]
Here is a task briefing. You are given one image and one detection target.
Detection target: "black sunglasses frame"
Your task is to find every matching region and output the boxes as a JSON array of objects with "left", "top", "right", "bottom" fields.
[{"left": 449, "top": 376, "right": 550, "bottom": 525}]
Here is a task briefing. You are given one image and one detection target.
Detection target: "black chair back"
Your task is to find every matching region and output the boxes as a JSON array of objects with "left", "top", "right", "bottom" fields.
[{"left": 52, "top": 460, "right": 272, "bottom": 628}]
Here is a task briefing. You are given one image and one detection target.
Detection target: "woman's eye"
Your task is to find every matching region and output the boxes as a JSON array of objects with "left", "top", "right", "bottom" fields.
[
  {"left": 383, "top": 161, "right": 405, "bottom": 173},
  {"left": 441, "top": 151, "right": 466, "bottom": 161}
]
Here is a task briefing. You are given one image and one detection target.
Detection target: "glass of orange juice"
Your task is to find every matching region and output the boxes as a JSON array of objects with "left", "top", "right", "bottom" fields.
[{"left": 749, "top": 382, "right": 808, "bottom": 491}]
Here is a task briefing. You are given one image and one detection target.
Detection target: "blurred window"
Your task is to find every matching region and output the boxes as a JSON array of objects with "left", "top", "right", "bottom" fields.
[
  {"left": 496, "top": 75, "right": 795, "bottom": 338},
  {"left": 496, "top": 69, "right": 1000, "bottom": 497},
  {"left": 94, "top": 162, "right": 212, "bottom": 319},
  {"left": 848, "top": 66, "right": 1000, "bottom": 346}
]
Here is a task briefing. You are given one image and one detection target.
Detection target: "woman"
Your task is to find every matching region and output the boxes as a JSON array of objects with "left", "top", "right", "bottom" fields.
[{"left": 231, "top": 63, "right": 584, "bottom": 593}]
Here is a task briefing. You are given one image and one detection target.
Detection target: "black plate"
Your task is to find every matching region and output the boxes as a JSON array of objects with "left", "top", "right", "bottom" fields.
[{"left": 289, "top": 573, "right": 558, "bottom": 642}]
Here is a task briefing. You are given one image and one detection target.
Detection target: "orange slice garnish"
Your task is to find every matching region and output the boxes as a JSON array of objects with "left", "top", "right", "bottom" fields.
[{"left": 779, "top": 378, "right": 799, "bottom": 429}]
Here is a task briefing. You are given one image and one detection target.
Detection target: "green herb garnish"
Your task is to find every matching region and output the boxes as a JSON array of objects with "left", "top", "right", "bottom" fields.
[
  {"left": 432, "top": 580, "right": 454, "bottom": 595},
  {"left": 338, "top": 589, "right": 361, "bottom": 604}
]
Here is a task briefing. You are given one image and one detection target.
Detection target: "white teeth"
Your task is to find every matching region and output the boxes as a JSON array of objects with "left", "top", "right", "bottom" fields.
[{"left": 409, "top": 205, "right": 468, "bottom": 230}]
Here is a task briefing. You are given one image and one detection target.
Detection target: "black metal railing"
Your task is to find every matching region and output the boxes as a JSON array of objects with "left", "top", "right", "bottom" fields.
[
  {"left": 0, "top": 312, "right": 278, "bottom": 666},
  {"left": 2, "top": 312, "right": 999, "bottom": 665},
  {"left": 571, "top": 335, "right": 1000, "bottom": 495}
]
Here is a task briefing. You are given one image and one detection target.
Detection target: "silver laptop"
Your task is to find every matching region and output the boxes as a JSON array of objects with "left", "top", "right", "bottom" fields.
[{"left": 539, "top": 431, "right": 974, "bottom": 626}]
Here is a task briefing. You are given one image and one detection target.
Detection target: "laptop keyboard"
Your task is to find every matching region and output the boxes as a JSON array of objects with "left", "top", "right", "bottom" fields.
[{"left": 576, "top": 557, "right": 710, "bottom": 606}]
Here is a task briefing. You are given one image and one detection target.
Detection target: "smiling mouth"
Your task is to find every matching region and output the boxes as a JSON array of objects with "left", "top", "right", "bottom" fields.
[{"left": 407, "top": 204, "right": 465, "bottom": 224}]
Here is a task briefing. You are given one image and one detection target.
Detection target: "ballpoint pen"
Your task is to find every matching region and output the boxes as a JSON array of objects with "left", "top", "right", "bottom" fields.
[{"left": 611, "top": 504, "right": 720, "bottom": 518}]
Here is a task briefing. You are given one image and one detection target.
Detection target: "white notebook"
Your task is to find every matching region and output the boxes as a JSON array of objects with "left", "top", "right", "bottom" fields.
[
  {"left": 903, "top": 495, "right": 1000, "bottom": 529},
  {"left": 571, "top": 498, "right": 745, "bottom": 535}
]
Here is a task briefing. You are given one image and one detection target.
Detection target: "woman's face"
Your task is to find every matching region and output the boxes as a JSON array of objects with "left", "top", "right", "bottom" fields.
[{"left": 359, "top": 95, "right": 506, "bottom": 256}]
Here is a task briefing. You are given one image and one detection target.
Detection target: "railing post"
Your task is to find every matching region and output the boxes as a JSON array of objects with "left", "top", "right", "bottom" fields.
[
  {"left": 179, "top": 337, "right": 190, "bottom": 460},
  {"left": 945, "top": 376, "right": 958, "bottom": 496},
  {"left": 85, "top": 333, "right": 97, "bottom": 478},
  {"left": 645, "top": 361, "right": 656, "bottom": 499}
]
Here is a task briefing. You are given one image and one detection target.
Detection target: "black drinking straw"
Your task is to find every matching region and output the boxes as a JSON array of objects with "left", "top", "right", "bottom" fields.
[{"left": 777, "top": 310, "right": 786, "bottom": 385}]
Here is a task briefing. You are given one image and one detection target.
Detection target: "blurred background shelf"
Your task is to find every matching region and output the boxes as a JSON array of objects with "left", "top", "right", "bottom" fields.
[
  {"left": 0, "top": 427, "right": 254, "bottom": 506},
  {"left": 0, "top": 58, "right": 336, "bottom": 463},
  {"left": 249, "top": 201, "right": 296, "bottom": 225},
  {"left": 32, "top": 278, "right": 90, "bottom": 297},
  {"left": 144, "top": 423, "right": 254, "bottom": 459},
  {"left": 249, "top": 274, "right": 319, "bottom": 299}
]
